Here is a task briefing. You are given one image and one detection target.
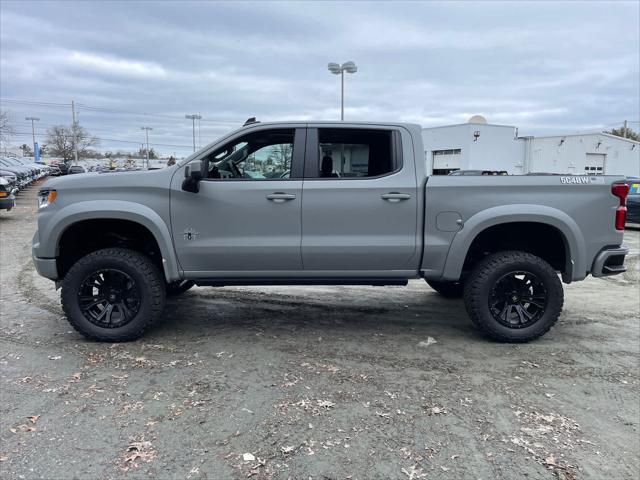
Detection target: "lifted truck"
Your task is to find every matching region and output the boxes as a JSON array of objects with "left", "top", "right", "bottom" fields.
[{"left": 32, "top": 122, "right": 630, "bottom": 342}]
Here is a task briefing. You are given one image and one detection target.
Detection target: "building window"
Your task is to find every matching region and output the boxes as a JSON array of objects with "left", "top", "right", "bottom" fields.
[{"left": 433, "top": 149, "right": 462, "bottom": 156}]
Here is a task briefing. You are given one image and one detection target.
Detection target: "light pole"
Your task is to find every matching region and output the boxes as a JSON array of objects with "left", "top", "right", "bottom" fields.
[
  {"left": 185, "top": 114, "right": 202, "bottom": 152},
  {"left": 141, "top": 126, "right": 153, "bottom": 168},
  {"left": 25, "top": 116, "right": 39, "bottom": 154},
  {"left": 328, "top": 61, "right": 357, "bottom": 121}
]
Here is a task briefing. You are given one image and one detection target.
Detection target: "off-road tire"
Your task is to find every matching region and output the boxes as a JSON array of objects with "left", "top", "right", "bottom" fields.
[
  {"left": 463, "top": 250, "right": 563, "bottom": 342},
  {"left": 426, "top": 279, "right": 464, "bottom": 298},
  {"left": 166, "top": 280, "right": 195, "bottom": 297},
  {"left": 61, "top": 248, "right": 166, "bottom": 342}
]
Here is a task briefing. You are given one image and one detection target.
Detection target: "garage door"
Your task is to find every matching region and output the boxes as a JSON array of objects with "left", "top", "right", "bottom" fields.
[
  {"left": 433, "top": 149, "right": 461, "bottom": 169},
  {"left": 585, "top": 153, "right": 605, "bottom": 175}
]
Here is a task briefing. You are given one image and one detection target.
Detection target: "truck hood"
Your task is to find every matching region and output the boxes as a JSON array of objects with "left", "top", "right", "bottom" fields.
[{"left": 42, "top": 168, "right": 174, "bottom": 191}]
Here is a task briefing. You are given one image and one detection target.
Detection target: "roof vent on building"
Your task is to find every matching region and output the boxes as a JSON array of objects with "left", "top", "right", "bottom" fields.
[{"left": 468, "top": 114, "right": 488, "bottom": 124}]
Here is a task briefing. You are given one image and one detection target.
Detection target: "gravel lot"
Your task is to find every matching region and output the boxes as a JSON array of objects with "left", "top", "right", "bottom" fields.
[{"left": 1, "top": 182, "right": 639, "bottom": 480}]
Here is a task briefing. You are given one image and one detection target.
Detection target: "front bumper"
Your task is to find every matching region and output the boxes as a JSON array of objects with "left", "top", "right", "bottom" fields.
[
  {"left": 33, "top": 255, "right": 59, "bottom": 280},
  {"left": 32, "top": 229, "right": 59, "bottom": 281},
  {"left": 0, "top": 196, "right": 15, "bottom": 210},
  {"left": 591, "top": 245, "right": 629, "bottom": 277}
]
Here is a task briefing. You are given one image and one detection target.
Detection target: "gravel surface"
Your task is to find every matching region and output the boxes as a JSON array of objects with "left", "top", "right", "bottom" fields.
[{"left": 1, "top": 181, "right": 639, "bottom": 480}]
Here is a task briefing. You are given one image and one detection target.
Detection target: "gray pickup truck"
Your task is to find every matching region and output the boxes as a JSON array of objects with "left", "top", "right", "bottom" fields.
[{"left": 32, "top": 121, "right": 630, "bottom": 343}]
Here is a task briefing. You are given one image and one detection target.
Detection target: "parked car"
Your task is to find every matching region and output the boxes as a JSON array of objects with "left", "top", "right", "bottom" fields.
[
  {"left": 55, "top": 163, "right": 70, "bottom": 175},
  {"left": 0, "top": 177, "right": 16, "bottom": 211},
  {"left": 68, "top": 165, "right": 86, "bottom": 175},
  {"left": 33, "top": 121, "right": 630, "bottom": 343},
  {"left": 0, "top": 169, "right": 19, "bottom": 189},
  {"left": 0, "top": 159, "right": 32, "bottom": 188},
  {"left": 47, "top": 165, "right": 62, "bottom": 176},
  {"left": 13, "top": 158, "right": 47, "bottom": 179},
  {"left": 626, "top": 178, "right": 640, "bottom": 227}
]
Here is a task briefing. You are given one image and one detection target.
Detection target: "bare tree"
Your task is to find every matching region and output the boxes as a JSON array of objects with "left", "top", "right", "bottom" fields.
[
  {"left": 269, "top": 143, "right": 292, "bottom": 170},
  {"left": 20, "top": 144, "right": 33, "bottom": 156},
  {"left": 607, "top": 126, "right": 639, "bottom": 142},
  {"left": 0, "top": 110, "right": 16, "bottom": 150},
  {"left": 46, "top": 123, "right": 99, "bottom": 162}
]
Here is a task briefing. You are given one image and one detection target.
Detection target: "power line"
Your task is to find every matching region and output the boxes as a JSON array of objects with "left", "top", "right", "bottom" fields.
[
  {"left": 1, "top": 97, "right": 240, "bottom": 125},
  {"left": 76, "top": 103, "right": 237, "bottom": 125},
  {"left": 11, "top": 120, "right": 213, "bottom": 141},
  {"left": 8, "top": 131, "right": 193, "bottom": 148},
  {"left": 1, "top": 98, "right": 71, "bottom": 108}
]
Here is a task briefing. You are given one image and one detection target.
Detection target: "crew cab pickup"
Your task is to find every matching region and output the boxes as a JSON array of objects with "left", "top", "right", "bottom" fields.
[{"left": 32, "top": 121, "right": 630, "bottom": 342}]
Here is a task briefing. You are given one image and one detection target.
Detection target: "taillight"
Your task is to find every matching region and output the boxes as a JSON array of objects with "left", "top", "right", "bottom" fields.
[{"left": 612, "top": 182, "right": 629, "bottom": 230}]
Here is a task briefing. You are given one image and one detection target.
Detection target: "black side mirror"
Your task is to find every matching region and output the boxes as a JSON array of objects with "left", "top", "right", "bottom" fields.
[{"left": 182, "top": 160, "right": 205, "bottom": 193}]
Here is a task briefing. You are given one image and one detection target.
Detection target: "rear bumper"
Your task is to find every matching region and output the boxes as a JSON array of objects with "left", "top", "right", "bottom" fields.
[{"left": 591, "top": 245, "right": 629, "bottom": 277}]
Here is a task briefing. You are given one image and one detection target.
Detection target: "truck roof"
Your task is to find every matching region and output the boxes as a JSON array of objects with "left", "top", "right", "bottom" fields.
[{"left": 237, "top": 120, "right": 422, "bottom": 129}]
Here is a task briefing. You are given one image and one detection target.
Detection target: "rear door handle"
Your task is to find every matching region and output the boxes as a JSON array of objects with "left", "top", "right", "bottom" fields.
[
  {"left": 266, "top": 192, "right": 296, "bottom": 203},
  {"left": 381, "top": 192, "right": 412, "bottom": 202}
]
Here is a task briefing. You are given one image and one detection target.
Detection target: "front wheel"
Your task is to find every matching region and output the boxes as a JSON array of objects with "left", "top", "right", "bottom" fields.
[
  {"left": 463, "top": 251, "right": 563, "bottom": 342},
  {"left": 61, "top": 248, "right": 166, "bottom": 342}
]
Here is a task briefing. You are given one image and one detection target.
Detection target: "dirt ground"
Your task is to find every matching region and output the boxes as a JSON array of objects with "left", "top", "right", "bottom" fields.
[{"left": 1, "top": 182, "right": 639, "bottom": 480}]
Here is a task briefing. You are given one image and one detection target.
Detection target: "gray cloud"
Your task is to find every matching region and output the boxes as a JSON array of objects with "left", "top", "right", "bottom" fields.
[{"left": 1, "top": 0, "right": 638, "bottom": 155}]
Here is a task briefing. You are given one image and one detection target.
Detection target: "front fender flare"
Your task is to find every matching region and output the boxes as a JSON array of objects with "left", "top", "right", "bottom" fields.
[
  {"left": 46, "top": 200, "right": 181, "bottom": 282},
  {"left": 441, "top": 205, "right": 585, "bottom": 283}
]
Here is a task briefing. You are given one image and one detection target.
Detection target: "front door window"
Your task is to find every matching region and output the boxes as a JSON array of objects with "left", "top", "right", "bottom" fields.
[{"left": 207, "top": 129, "right": 294, "bottom": 180}]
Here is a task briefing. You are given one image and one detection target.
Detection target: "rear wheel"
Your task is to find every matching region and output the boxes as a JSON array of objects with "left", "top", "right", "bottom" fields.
[
  {"left": 426, "top": 279, "right": 463, "bottom": 298},
  {"left": 463, "top": 250, "right": 563, "bottom": 342},
  {"left": 166, "top": 280, "right": 195, "bottom": 296},
  {"left": 61, "top": 248, "right": 166, "bottom": 342}
]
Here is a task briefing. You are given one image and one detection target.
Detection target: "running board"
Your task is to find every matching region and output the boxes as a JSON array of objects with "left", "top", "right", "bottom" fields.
[{"left": 194, "top": 278, "right": 409, "bottom": 287}]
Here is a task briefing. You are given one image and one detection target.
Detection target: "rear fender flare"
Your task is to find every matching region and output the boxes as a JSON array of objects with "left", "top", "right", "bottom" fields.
[{"left": 441, "top": 204, "right": 585, "bottom": 282}]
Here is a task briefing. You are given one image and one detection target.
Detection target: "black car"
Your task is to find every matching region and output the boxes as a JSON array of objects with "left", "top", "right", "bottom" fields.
[
  {"left": 54, "top": 163, "right": 69, "bottom": 175},
  {"left": 626, "top": 178, "right": 640, "bottom": 227}
]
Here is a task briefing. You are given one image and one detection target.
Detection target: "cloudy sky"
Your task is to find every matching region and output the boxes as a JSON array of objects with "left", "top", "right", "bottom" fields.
[{"left": 1, "top": 0, "right": 639, "bottom": 156}]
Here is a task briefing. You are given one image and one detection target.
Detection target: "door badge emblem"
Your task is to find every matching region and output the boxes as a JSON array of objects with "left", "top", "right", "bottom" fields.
[{"left": 183, "top": 228, "right": 200, "bottom": 241}]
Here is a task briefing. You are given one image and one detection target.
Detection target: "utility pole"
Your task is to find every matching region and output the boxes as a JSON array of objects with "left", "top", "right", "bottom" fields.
[
  {"left": 185, "top": 114, "right": 202, "bottom": 152},
  {"left": 141, "top": 127, "right": 153, "bottom": 169},
  {"left": 623, "top": 120, "right": 628, "bottom": 139},
  {"left": 341, "top": 70, "right": 344, "bottom": 121},
  {"left": 25, "top": 116, "right": 39, "bottom": 153},
  {"left": 71, "top": 100, "right": 79, "bottom": 165}
]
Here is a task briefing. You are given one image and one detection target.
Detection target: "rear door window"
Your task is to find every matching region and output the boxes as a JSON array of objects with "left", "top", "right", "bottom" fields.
[{"left": 305, "top": 128, "right": 399, "bottom": 179}]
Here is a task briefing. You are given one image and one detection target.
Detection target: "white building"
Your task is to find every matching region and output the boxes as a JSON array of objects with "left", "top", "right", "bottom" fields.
[{"left": 422, "top": 116, "right": 640, "bottom": 177}]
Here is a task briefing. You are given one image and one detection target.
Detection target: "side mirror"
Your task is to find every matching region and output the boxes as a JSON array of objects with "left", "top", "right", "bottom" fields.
[{"left": 182, "top": 160, "right": 205, "bottom": 193}]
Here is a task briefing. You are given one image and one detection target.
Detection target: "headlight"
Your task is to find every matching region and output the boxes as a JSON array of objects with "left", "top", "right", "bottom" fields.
[{"left": 38, "top": 189, "right": 57, "bottom": 209}]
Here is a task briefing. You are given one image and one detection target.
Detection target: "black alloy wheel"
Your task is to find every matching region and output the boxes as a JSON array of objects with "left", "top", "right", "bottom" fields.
[
  {"left": 79, "top": 269, "right": 141, "bottom": 328},
  {"left": 488, "top": 271, "right": 547, "bottom": 328},
  {"left": 463, "top": 250, "right": 563, "bottom": 342},
  {"left": 61, "top": 248, "right": 166, "bottom": 341}
]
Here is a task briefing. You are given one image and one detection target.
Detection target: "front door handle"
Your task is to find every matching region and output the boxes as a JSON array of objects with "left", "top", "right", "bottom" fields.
[
  {"left": 266, "top": 192, "right": 296, "bottom": 203},
  {"left": 381, "top": 192, "right": 412, "bottom": 202}
]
